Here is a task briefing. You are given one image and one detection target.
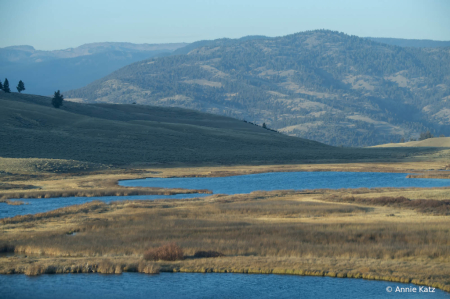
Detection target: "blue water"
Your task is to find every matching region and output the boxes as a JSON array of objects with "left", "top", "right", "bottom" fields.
[
  {"left": 2, "top": 173, "right": 450, "bottom": 298},
  {"left": 120, "top": 171, "right": 450, "bottom": 194},
  {"left": 0, "top": 272, "right": 448, "bottom": 299},
  {"left": 0, "top": 193, "right": 209, "bottom": 219},
  {"left": 2, "top": 172, "right": 449, "bottom": 219}
]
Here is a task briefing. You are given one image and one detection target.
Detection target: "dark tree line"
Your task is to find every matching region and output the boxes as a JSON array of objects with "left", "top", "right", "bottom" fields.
[
  {"left": 1, "top": 77, "right": 63, "bottom": 109},
  {"left": 1, "top": 78, "right": 10, "bottom": 93},
  {"left": 0, "top": 78, "right": 26, "bottom": 93}
]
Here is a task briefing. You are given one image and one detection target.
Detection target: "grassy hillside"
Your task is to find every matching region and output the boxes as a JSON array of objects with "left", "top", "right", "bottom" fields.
[
  {"left": 373, "top": 137, "right": 450, "bottom": 148},
  {"left": 65, "top": 30, "right": 450, "bottom": 147},
  {"left": 0, "top": 93, "right": 432, "bottom": 166}
]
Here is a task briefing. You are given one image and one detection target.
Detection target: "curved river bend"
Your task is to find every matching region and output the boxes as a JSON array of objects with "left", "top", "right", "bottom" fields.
[{"left": 2, "top": 172, "right": 450, "bottom": 219}]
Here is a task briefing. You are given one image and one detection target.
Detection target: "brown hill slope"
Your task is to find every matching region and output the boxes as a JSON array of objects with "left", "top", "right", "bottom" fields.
[{"left": 373, "top": 137, "right": 450, "bottom": 148}]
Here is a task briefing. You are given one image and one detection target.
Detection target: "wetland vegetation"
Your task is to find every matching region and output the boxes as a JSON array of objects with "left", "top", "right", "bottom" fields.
[{"left": 1, "top": 163, "right": 450, "bottom": 292}]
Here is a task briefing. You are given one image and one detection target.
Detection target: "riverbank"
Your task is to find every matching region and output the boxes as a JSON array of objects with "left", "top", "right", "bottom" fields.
[
  {"left": 1, "top": 185, "right": 449, "bottom": 292},
  {"left": 0, "top": 255, "right": 448, "bottom": 292},
  {"left": 1, "top": 158, "right": 450, "bottom": 200}
]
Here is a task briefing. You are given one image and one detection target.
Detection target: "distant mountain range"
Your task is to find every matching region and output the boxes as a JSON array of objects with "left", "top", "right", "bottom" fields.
[
  {"left": 0, "top": 42, "right": 186, "bottom": 95},
  {"left": 2, "top": 35, "right": 447, "bottom": 97},
  {"left": 64, "top": 30, "right": 450, "bottom": 147}
]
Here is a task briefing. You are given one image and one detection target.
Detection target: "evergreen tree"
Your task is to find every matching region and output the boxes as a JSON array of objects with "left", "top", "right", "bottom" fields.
[
  {"left": 0, "top": 80, "right": 3, "bottom": 90},
  {"left": 16, "top": 80, "right": 25, "bottom": 93},
  {"left": 262, "top": 123, "right": 267, "bottom": 129},
  {"left": 3, "top": 78, "right": 10, "bottom": 93},
  {"left": 51, "top": 90, "right": 64, "bottom": 108}
]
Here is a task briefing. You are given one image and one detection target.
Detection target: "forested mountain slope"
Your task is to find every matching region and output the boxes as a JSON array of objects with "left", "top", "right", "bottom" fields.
[
  {"left": 65, "top": 30, "right": 450, "bottom": 146},
  {"left": 367, "top": 37, "right": 450, "bottom": 48}
]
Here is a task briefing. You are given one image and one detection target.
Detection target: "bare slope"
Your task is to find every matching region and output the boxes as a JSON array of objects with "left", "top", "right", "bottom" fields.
[
  {"left": 373, "top": 137, "right": 450, "bottom": 148},
  {"left": 0, "top": 93, "right": 432, "bottom": 166},
  {"left": 65, "top": 30, "right": 450, "bottom": 147}
]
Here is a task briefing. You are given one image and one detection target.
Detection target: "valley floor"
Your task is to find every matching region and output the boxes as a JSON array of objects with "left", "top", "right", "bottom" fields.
[{"left": 1, "top": 158, "right": 450, "bottom": 292}]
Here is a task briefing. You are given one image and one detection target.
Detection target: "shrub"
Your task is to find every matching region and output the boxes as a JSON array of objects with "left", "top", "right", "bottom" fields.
[
  {"left": 138, "top": 261, "right": 160, "bottom": 274},
  {"left": 194, "top": 250, "right": 225, "bottom": 258},
  {"left": 0, "top": 244, "right": 14, "bottom": 252},
  {"left": 97, "top": 261, "right": 116, "bottom": 274},
  {"left": 144, "top": 243, "right": 184, "bottom": 261},
  {"left": 25, "top": 264, "right": 42, "bottom": 276}
]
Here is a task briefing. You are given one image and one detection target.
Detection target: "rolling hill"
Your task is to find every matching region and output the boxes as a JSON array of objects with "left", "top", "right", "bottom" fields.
[
  {"left": 373, "top": 137, "right": 450, "bottom": 148},
  {"left": 65, "top": 30, "right": 450, "bottom": 147},
  {"left": 0, "top": 92, "right": 429, "bottom": 166},
  {"left": 0, "top": 42, "right": 186, "bottom": 96}
]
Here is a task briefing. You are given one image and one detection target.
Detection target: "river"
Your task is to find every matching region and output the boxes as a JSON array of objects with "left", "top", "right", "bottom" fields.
[
  {"left": 2, "top": 172, "right": 449, "bottom": 219},
  {"left": 0, "top": 272, "right": 448, "bottom": 299}
]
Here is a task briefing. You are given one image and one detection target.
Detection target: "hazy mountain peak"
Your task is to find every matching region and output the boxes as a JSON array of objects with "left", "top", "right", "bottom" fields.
[
  {"left": 1, "top": 45, "right": 36, "bottom": 52},
  {"left": 0, "top": 42, "right": 188, "bottom": 95}
]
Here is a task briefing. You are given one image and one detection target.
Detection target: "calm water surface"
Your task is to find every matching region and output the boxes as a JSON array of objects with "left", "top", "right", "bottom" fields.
[
  {"left": 0, "top": 272, "right": 448, "bottom": 299},
  {"left": 120, "top": 171, "right": 450, "bottom": 194},
  {"left": 0, "top": 193, "right": 209, "bottom": 219},
  {"left": 2, "top": 173, "right": 450, "bottom": 298},
  {"left": 2, "top": 172, "right": 449, "bottom": 219}
]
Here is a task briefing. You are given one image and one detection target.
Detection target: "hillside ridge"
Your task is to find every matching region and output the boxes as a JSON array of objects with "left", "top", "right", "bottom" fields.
[
  {"left": 0, "top": 92, "right": 431, "bottom": 166},
  {"left": 65, "top": 30, "right": 450, "bottom": 147}
]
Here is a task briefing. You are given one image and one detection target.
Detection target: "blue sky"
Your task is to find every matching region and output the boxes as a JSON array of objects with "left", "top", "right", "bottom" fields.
[{"left": 1, "top": 0, "right": 449, "bottom": 50}]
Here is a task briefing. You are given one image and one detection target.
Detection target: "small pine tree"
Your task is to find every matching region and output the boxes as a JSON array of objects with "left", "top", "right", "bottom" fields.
[
  {"left": 0, "top": 80, "right": 3, "bottom": 90},
  {"left": 51, "top": 90, "right": 64, "bottom": 108},
  {"left": 16, "top": 80, "right": 25, "bottom": 93},
  {"left": 3, "top": 78, "right": 11, "bottom": 93},
  {"left": 262, "top": 123, "right": 267, "bottom": 129}
]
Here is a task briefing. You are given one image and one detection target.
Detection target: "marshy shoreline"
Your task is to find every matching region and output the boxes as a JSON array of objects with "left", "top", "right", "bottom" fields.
[
  {"left": 0, "top": 257, "right": 450, "bottom": 293},
  {"left": 1, "top": 160, "right": 450, "bottom": 293}
]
